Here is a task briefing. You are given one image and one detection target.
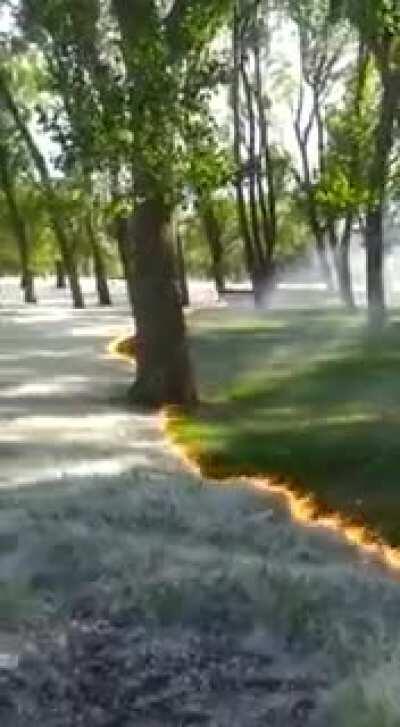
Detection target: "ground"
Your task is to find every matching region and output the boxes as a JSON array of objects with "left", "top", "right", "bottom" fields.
[
  {"left": 0, "top": 278, "right": 400, "bottom": 725},
  {"left": 173, "top": 307, "right": 400, "bottom": 547}
]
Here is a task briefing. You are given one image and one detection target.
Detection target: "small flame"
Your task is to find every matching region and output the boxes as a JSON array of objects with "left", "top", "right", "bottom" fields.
[
  {"left": 110, "top": 334, "right": 400, "bottom": 574},
  {"left": 107, "top": 334, "right": 135, "bottom": 364}
]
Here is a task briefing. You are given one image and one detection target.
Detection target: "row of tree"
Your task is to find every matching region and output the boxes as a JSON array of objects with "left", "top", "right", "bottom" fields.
[{"left": 0, "top": 0, "right": 399, "bottom": 405}]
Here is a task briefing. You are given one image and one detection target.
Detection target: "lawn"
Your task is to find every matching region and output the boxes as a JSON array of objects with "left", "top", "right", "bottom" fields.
[{"left": 170, "top": 307, "right": 400, "bottom": 547}]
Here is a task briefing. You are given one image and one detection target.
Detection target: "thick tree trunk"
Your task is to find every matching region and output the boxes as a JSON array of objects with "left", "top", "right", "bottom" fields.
[
  {"left": 199, "top": 198, "right": 225, "bottom": 298},
  {"left": 86, "top": 218, "right": 112, "bottom": 306},
  {"left": 56, "top": 260, "right": 66, "bottom": 288},
  {"left": 366, "top": 206, "right": 385, "bottom": 327},
  {"left": 176, "top": 232, "right": 189, "bottom": 307},
  {"left": 128, "top": 198, "right": 197, "bottom": 407}
]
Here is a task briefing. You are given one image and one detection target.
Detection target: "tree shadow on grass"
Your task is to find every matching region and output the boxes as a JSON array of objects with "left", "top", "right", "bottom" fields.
[{"left": 187, "top": 312, "right": 400, "bottom": 546}]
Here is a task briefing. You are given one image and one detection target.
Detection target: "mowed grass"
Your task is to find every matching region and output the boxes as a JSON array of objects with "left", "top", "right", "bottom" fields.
[{"left": 171, "top": 307, "right": 400, "bottom": 546}]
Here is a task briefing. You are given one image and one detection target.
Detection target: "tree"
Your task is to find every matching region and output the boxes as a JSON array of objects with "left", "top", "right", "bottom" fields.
[
  {"left": 330, "top": 0, "right": 400, "bottom": 326},
  {"left": 107, "top": 0, "right": 230, "bottom": 405},
  {"left": 0, "top": 110, "right": 37, "bottom": 303},
  {"left": 18, "top": 0, "right": 112, "bottom": 306},
  {"left": 315, "top": 38, "right": 371, "bottom": 308},
  {"left": 0, "top": 63, "right": 85, "bottom": 309},
  {"left": 289, "top": 0, "right": 350, "bottom": 289},
  {"left": 232, "top": 0, "right": 281, "bottom": 303}
]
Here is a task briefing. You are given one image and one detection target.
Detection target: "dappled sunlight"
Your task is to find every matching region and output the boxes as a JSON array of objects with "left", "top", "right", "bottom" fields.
[
  {"left": 0, "top": 453, "right": 159, "bottom": 489},
  {"left": 0, "top": 282, "right": 173, "bottom": 489},
  {"left": 0, "top": 377, "right": 91, "bottom": 399}
]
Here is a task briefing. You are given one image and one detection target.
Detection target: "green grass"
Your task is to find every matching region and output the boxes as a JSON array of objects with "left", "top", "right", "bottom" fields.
[{"left": 172, "top": 308, "right": 400, "bottom": 546}]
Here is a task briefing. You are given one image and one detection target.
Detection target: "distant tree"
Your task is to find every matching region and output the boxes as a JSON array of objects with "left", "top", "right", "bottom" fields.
[
  {"left": 0, "top": 61, "right": 85, "bottom": 308},
  {"left": 330, "top": 0, "right": 400, "bottom": 326},
  {"left": 233, "top": 0, "right": 282, "bottom": 303}
]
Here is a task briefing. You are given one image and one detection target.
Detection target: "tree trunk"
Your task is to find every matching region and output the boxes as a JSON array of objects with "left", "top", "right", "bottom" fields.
[
  {"left": 241, "top": 64, "right": 265, "bottom": 275},
  {"left": 232, "top": 7, "right": 257, "bottom": 292},
  {"left": 199, "top": 197, "right": 225, "bottom": 297},
  {"left": 254, "top": 39, "right": 277, "bottom": 261},
  {"left": 0, "top": 143, "right": 37, "bottom": 304},
  {"left": 86, "top": 218, "right": 112, "bottom": 306},
  {"left": 315, "top": 230, "right": 334, "bottom": 290},
  {"left": 115, "top": 216, "right": 135, "bottom": 313},
  {"left": 366, "top": 206, "right": 385, "bottom": 327},
  {"left": 110, "top": 169, "right": 136, "bottom": 313},
  {"left": 337, "top": 216, "right": 355, "bottom": 309},
  {"left": 66, "top": 257, "right": 84, "bottom": 309},
  {"left": 176, "top": 231, "right": 189, "bottom": 307},
  {"left": 56, "top": 260, "right": 66, "bottom": 288},
  {"left": 128, "top": 198, "right": 197, "bottom": 407},
  {"left": 23, "top": 270, "right": 36, "bottom": 305},
  {"left": 365, "top": 53, "right": 397, "bottom": 327},
  {"left": 0, "top": 72, "right": 84, "bottom": 309}
]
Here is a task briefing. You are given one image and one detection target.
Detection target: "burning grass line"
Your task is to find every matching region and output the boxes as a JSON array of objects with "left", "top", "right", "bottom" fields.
[{"left": 109, "top": 333, "right": 400, "bottom": 575}]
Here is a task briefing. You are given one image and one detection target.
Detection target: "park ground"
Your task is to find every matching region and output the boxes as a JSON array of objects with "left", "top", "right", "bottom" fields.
[
  {"left": 173, "top": 305, "right": 400, "bottom": 547},
  {"left": 1, "top": 279, "right": 400, "bottom": 725}
]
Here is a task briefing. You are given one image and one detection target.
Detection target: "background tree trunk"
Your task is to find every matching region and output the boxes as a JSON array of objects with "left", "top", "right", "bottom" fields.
[
  {"left": 337, "top": 216, "right": 355, "bottom": 309},
  {"left": 86, "top": 219, "right": 112, "bottom": 306},
  {"left": 0, "top": 155, "right": 37, "bottom": 304},
  {"left": 199, "top": 197, "right": 225, "bottom": 297},
  {"left": 175, "top": 231, "right": 189, "bottom": 307},
  {"left": 233, "top": 6, "right": 257, "bottom": 295},
  {"left": 366, "top": 206, "right": 385, "bottom": 326},
  {"left": 128, "top": 198, "right": 197, "bottom": 407},
  {"left": 56, "top": 260, "right": 66, "bottom": 288},
  {"left": 365, "top": 59, "right": 397, "bottom": 327},
  {"left": 0, "top": 73, "right": 84, "bottom": 309},
  {"left": 115, "top": 216, "right": 135, "bottom": 314}
]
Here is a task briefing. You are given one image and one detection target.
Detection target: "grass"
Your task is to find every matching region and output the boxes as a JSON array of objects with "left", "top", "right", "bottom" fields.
[
  {"left": 169, "top": 307, "right": 400, "bottom": 547},
  {"left": 3, "top": 308, "right": 400, "bottom": 722},
  {"left": 3, "top": 468, "right": 400, "bottom": 724}
]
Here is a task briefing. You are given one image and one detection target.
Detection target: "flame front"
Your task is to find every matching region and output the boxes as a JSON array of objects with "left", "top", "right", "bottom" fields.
[
  {"left": 110, "top": 334, "right": 400, "bottom": 575},
  {"left": 162, "top": 409, "right": 400, "bottom": 574}
]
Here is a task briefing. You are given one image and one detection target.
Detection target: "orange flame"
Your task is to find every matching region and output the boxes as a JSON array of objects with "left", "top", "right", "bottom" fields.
[
  {"left": 162, "top": 408, "right": 400, "bottom": 574},
  {"left": 110, "top": 334, "right": 400, "bottom": 574}
]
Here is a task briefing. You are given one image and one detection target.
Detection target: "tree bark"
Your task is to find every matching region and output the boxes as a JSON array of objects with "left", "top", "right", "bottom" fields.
[
  {"left": 241, "top": 64, "right": 265, "bottom": 274},
  {"left": 23, "top": 271, "right": 36, "bottom": 305},
  {"left": 85, "top": 218, "right": 112, "bottom": 306},
  {"left": 199, "top": 197, "right": 225, "bottom": 297},
  {"left": 128, "top": 198, "right": 197, "bottom": 407},
  {"left": 233, "top": 6, "right": 257, "bottom": 291},
  {"left": 366, "top": 205, "right": 385, "bottom": 327},
  {"left": 175, "top": 231, "right": 189, "bottom": 307},
  {"left": 56, "top": 259, "right": 66, "bottom": 288},
  {"left": 365, "top": 54, "right": 397, "bottom": 327},
  {"left": 254, "top": 38, "right": 277, "bottom": 261},
  {"left": 337, "top": 216, "right": 355, "bottom": 309}
]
